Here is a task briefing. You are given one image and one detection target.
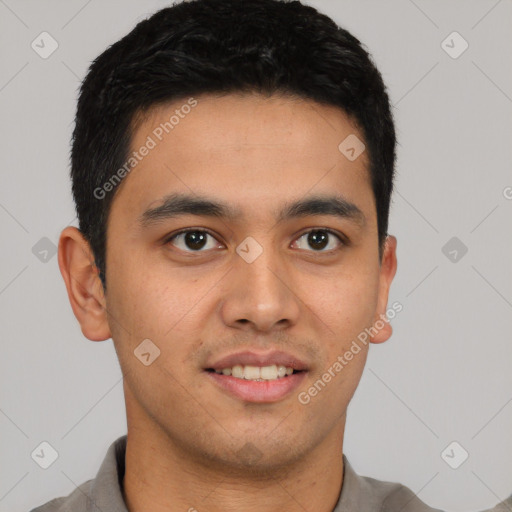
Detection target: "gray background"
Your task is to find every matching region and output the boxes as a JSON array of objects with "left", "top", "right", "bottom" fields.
[{"left": 1, "top": 1, "right": 511, "bottom": 511}]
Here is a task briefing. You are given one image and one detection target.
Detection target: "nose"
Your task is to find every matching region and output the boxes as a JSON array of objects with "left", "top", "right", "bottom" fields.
[{"left": 219, "top": 244, "right": 301, "bottom": 333}]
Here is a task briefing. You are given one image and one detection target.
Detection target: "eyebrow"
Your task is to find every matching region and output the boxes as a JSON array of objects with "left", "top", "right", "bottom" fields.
[{"left": 138, "top": 192, "right": 366, "bottom": 228}]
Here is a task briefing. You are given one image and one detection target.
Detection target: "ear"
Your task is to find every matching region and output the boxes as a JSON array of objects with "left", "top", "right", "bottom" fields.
[
  {"left": 57, "top": 226, "right": 111, "bottom": 341},
  {"left": 370, "top": 235, "right": 398, "bottom": 344}
]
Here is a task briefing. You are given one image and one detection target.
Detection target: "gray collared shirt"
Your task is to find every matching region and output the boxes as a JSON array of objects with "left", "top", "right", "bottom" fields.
[{"left": 30, "top": 435, "right": 443, "bottom": 512}]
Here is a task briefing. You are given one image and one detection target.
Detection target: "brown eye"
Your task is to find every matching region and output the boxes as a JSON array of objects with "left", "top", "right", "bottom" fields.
[
  {"left": 167, "top": 230, "right": 222, "bottom": 252},
  {"left": 294, "top": 229, "right": 343, "bottom": 252}
]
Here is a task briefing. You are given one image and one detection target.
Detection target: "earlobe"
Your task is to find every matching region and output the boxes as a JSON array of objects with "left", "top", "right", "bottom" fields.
[
  {"left": 370, "top": 235, "right": 398, "bottom": 344},
  {"left": 57, "top": 226, "right": 111, "bottom": 342}
]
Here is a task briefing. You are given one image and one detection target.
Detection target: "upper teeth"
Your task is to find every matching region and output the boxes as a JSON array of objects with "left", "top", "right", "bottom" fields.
[{"left": 214, "top": 364, "right": 294, "bottom": 380}]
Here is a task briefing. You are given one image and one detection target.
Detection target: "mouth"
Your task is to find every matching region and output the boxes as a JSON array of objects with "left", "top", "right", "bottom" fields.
[
  {"left": 205, "top": 364, "right": 303, "bottom": 380},
  {"left": 203, "top": 350, "right": 309, "bottom": 403}
]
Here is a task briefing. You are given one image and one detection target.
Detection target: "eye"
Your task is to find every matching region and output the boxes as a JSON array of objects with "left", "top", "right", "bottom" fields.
[
  {"left": 165, "top": 229, "right": 223, "bottom": 252},
  {"left": 292, "top": 229, "right": 344, "bottom": 252}
]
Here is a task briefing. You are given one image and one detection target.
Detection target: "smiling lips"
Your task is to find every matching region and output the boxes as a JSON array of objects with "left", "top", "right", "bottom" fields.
[{"left": 204, "top": 350, "right": 308, "bottom": 402}]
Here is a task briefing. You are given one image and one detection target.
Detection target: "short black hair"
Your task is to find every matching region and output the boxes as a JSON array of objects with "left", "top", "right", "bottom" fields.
[{"left": 71, "top": 0, "right": 396, "bottom": 289}]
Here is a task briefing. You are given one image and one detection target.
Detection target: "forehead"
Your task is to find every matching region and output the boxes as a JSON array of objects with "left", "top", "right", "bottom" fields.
[{"left": 110, "top": 93, "right": 374, "bottom": 225}]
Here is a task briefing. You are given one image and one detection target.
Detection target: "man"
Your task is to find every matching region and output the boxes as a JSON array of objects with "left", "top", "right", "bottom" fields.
[{"left": 31, "top": 0, "right": 444, "bottom": 511}]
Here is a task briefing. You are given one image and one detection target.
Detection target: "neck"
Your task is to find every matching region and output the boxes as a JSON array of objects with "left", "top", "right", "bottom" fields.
[{"left": 122, "top": 421, "right": 345, "bottom": 512}]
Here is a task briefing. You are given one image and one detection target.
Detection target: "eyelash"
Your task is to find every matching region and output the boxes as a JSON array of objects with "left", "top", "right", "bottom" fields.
[{"left": 163, "top": 227, "right": 347, "bottom": 253}]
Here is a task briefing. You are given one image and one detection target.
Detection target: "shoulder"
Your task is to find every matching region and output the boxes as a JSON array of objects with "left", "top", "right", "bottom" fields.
[
  {"left": 341, "top": 455, "right": 444, "bottom": 512},
  {"left": 375, "top": 478, "right": 444, "bottom": 512},
  {"left": 479, "top": 495, "right": 512, "bottom": 512},
  {"left": 357, "top": 473, "right": 443, "bottom": 512},
  {"left": 28, "top": 479, "right": 93, "bottom": 512},
  {"left": 28, "top": 435, "right": 127, "bottom": 512}
]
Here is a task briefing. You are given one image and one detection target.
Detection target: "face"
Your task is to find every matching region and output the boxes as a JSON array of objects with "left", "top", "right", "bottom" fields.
[{"left": 61, "top": 92, "right": 397, "bottom": 473}]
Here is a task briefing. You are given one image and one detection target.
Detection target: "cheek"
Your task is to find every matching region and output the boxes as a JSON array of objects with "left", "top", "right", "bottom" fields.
[
  {"left": 107, "top": 245, "right": 190, "bottom": 329},
  {"left": 106, "top": 255, "right": 219, "bottom": 376},
  {"left": 305, "top": 273, "right": 377, "bottom": 409},
  {"left": 306, "top": 266, "right": 380, "bottom": 337}
]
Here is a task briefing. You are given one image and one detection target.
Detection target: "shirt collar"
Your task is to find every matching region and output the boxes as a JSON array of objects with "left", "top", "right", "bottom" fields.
[
  {"left": 335, "top": 453, "right": 380, "bottom": 511},
  {"left": 87, "top": 435, "right": 128, "bottom": 512}
]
